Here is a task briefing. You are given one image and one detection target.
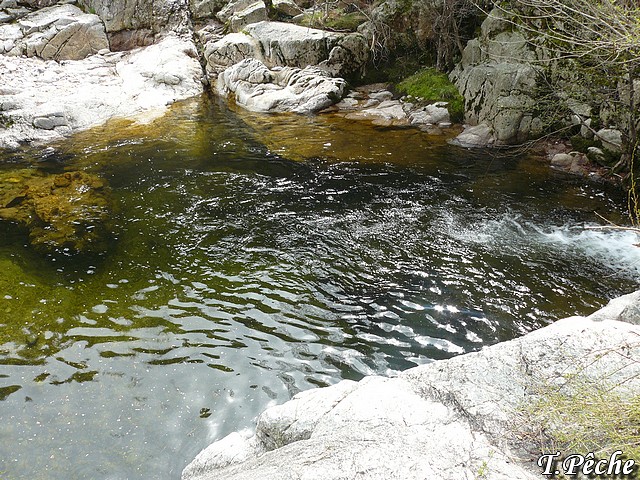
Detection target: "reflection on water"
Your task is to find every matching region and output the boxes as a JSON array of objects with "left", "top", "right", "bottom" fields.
[{"left": 0, "top": 96, "right": 637, "bottom": 479}]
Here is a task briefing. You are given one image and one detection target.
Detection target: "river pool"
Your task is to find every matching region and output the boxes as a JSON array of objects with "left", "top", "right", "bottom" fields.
[{"left": 1, "top": 96, "right": 638, "bottom": 479}]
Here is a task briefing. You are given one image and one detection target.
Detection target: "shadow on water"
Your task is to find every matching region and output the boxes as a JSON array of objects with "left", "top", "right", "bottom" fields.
[{"left": 0, "top": 94, "right": 637, "bottom": 479}]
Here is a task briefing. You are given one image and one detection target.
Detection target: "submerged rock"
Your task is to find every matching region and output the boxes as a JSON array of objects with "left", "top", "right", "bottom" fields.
[
  {"left": 0, "top": 169, "right": 113, "bottom": 254},
  {"left": 183, "top": 291, "right": 640, "bottom": 480}
]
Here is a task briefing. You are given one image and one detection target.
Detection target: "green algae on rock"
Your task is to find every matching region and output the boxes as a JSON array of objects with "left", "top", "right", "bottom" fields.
[{"left": 0, "top": 169, "right": 113, "bottom": 255}]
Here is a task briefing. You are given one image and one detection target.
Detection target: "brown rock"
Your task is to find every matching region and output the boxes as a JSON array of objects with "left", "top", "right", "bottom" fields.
[{"left": 0, "top": 169, "right": 113, "bottom": 254}]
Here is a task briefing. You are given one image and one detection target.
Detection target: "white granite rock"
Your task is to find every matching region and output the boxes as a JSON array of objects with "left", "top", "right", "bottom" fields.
[
  {"left": 216, "top": 57, "right": 345, "bottom": 113},
  {"left": 183, "top": 291, "right": 640, "bottom": 480},
  {"left": 203, "top": 21, "right": 368, "bottom": 80},
  {"left": 450, "top": 123, "right": 495, "bottom": 148},
  {"left": 0, "top": 4, "right": 108, "bottom": 60},
  {"left": 0, "top": 35, "right": 203, "bottom": 148}
]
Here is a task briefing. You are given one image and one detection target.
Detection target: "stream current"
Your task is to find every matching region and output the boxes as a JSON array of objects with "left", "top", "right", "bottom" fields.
[{"left": 0, "top": 96, "right": 638, "bottom": 479}]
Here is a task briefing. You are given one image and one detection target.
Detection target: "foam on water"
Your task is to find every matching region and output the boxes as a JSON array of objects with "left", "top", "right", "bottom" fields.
[{"left": 446, "top": 212, "right": 640, "bottom": 280}]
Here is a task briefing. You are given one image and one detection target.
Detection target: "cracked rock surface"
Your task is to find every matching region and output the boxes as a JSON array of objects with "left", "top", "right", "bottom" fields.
[
  {"left": 0, "top": 4, "right": 109, "bottom": 60},
  {"left": 202, "top": 21, "right": 369, "bottom": 80},
  {"left": 183, "top": 291, "right": 640, "bottom": 480}
]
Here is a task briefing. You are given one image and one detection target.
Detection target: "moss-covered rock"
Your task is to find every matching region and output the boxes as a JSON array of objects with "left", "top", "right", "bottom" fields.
[
  {"left": 396, "top": 68, "right": 464, "bottom": 123},
  {"left": 0, "top": 169, "right": 113, "bottom": 254}
]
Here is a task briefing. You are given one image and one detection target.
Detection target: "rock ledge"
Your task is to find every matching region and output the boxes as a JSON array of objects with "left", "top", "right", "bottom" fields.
[{"left": 183, "top": 290, "right": 640, "bottom": 480}]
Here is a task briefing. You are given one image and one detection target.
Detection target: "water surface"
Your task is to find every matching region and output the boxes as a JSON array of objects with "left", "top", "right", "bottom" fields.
[{"left": 0, "top": 96, "right": 638, "bottom": 479}]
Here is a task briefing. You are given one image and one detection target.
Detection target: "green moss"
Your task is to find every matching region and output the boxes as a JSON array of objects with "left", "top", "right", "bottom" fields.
[
  {"left": 396, "top": 68, "right": 465, "bottom": 123},
  {"left": 325, "top": 11, "right": 367, "bottom": 31},
  {"left": 296, "top": 9, "right": 366, "bottom": 31},
  {"left": 570, "top": 134, "right": 599, "bottom": 153}
]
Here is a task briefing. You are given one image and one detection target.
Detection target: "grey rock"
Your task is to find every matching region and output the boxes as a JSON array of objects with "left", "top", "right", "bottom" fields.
[
  {"left": 452, "top": 61, "right": 539, "bottom": 145},
  {"left": 334, "top": 97, "right": 358, "bottom": 109},
  {"left": 203, "top": 20, "right": 368, "bottom": 114},
  {"left": 450, "top": 123, "right": 495, "bottom": 148},
  {"left": 588, "top": 290, "right": 640, "bottom": 324},
  {"left": 550, "top": 151, "right": 590, "bottom": 173},
  {"left": 183, "top": 290, "right": 640, "bottom": 480},
  {"left": 368, "top": 90, "right": 393, "bottom": 102},
  {"left": 204, "top": 32, "right": 260, "bottom": 73},
  {"left": 80, "top": 0, "right": 192, "bottom": 37},
  {"left": 568, "top": 152, "right": 589, "bottom": 174},
  {"left": 33, "top": 112, "right": 67, "bottom": 129},
  {"left": 448, "top": 7, "right": 553, "bottom": 146},
  {"left": 226, "top": 0, "right": 300, "bottom": 30},
  {"left": 107, "top": 28, "right": 155, "bottom": 52},
  {"left": 3, "top": 4, "right": 109, "bottom": 60},
  {"left": 244, "top": 21, "right": 338, "bottom": 70},
  {"left": 550, "top": 153, "right": 574, "bottom": 168},
  {"left": 189, "top": 0, "right": 227, "bottom": 19},
  {"left": 229, "top": 2, "right": 266, "bottom": 32},
  {"left": 272, "top": 0, "right": 300, "bottom": 18},
  {"left": 409, "top": 102, "right": 450, "bottom": 126},
  {"left": 216, "top": 58, "right": 345, "bottom": 114},
  {"left": 217, "top": 0, "right": 256, "bottom": 22},
  {"left": 203, "top": 21, "right": 369, "bottom": 82},
  {"left": 587, "top": 146, "right": 607, "bottom": 166},
  {"left": 596, "top": 128, "right": 623, "bottom": 153}
]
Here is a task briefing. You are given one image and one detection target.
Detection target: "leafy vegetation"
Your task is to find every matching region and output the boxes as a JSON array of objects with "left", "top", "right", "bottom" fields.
[{"left": 396, "top": 68, "right": 464, "bottom": 122}]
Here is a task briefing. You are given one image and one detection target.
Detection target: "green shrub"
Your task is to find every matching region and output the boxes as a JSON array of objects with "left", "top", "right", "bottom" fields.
[{"left": 396, "top": 68, "right": 465, "bottom": 123}]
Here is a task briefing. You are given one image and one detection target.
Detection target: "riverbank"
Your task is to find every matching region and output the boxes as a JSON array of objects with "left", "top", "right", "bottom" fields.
[
  {"left": 1, "top": 5, "right": 626, "bottom": 191},
  {"left": 183, "top": 289, "right": 640, "bottom": 480}
]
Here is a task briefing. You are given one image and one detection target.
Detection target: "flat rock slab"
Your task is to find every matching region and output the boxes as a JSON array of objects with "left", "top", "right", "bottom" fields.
[
  {"left": 0, "top": 35, "right": 203, "bottom": 148},
  {"left": 328, "top": 85, "right": 452, "bottom": 133},
  {"left": 183, "top": 290, "right": 640, "bottom": 480}
]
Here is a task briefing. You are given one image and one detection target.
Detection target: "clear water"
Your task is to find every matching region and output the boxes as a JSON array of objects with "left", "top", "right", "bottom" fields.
[{"left": 0, "top": 96, "right": 638, "bottom": 479}]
